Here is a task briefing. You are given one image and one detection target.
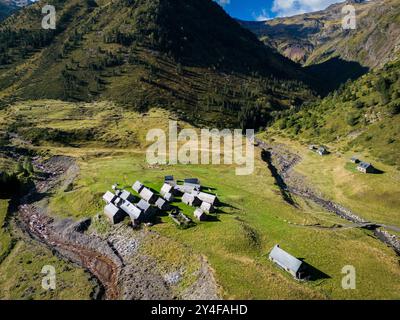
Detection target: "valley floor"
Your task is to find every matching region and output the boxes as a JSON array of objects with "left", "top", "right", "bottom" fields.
[{"left": 1, "top": 100, "right": 399, "bottom": 300}]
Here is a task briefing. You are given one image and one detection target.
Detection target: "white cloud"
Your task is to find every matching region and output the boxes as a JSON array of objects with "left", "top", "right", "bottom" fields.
[
  {"left": 272, "top": 0, "right": 345, "bottom": 17},
  {"left": 215, "top": 0, "right": 231, "bottom": 6},
  {"left": 253, "top": 9, "right": 272, "bottom": 21}
]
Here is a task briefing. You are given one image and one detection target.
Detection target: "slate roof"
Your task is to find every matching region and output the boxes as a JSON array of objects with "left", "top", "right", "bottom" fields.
[
  {"left": 155, "top": 197, "right": 168, "bottom": 210},
  {"left": 182, "top": 193, "right": 196, "bottom": 205},
  {"left": 120, "top": 201, "right": 142, "bottom": 220},
  {"left": 358, "top": 161, "right": 373, "bottom": 169},
  {"left": 184, "top": 178, "right": 200, "bottom": 185},
  {"left": 102, "top": 191, "right": 116, "bottom": 204},
  {"left": 118, "top": 190, "right": 133, "bottom": 201},
  {"left": 160, "top": 183, "right": 173, "bottom": 196},
  {"left": 194, "top": 208, "right": 206, "bottom": 220},
  {"left": 140, "top": 187, "right": 156, "bottom": 203},
  {"left": 164, "top": 192, "right": 174, "bottom": 202},
  {"left": 136, "top": 199, "right": 151, "bottom": 212},
  {"left": 104, "top": 203, "right": 120, "bottom": 218},
  {"left": 195, "top": 191, "right": 218, "bottom": 205},
  {"left": 200, "top": 201, "right": 214, "bottom": 213},
  {"left": 132, "top": 181, "right": 144, "bottom": 193},
  {"left": 269, "top": 245, "right": 303, "bottom": 274}
]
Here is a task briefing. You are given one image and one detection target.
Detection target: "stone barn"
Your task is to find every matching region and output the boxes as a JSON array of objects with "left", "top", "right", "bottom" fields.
[
  {"left": 200, "top": 201, "right": 215, "bottom": 213},
  {"left": 164, "top": 175, "right": 176, "bottom": 186},
  {"left": 155, "top": 197, "right": 170, "bottom": 211},
  {"left": 132, "top": 181, "right": 144, "bottom": 193},
  {"left": 104, "top": 203, "right": 126, "bottom": 224},
  {"left": 160, "top": 183, "right": 174, "bottom": 197},
  {"left": 136, "top": 199, "right": 157, "bottom": 220},
  {"left": 102, "top": 191, "right": 116, "bottom": 204},
  {"left": 116, "top": 189, "right": 135, "bottom": 203},
  {"left": 163, "top": 192, "right": 175, "bottom": 202},
  {"left": 139, "top": 187, "right": 158, "bottom": 204},
  {"left": 269, "top": 245, "right": 307, "bottom": 280},
  {"left": 317, "top": 147, "right": 328, "bottom": 156},
  {"left": 120, "top": 200, "right": 142, "bottom": 223},
  {"left": 193, "top": 191, "right": 219, "bottom": 206},
  {"left": 184, "top": 178, "right": 201, "bottom": 191},
  {"left": 182, "top": 193, "right": 202, "bottom": 207},
  {"left": 357, "top": 162, "right": 375, "bottom": 174},
  {"left": 194, "top": 208, "right": 207, "bottom": 221}
]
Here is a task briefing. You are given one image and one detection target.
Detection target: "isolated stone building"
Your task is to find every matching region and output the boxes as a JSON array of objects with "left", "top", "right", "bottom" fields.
[
  {"left": 357, "top": 162, "right": 375, "bottom": 174},
  {"left": 269, "top": 245, "right": 306, "bottom": 280}
]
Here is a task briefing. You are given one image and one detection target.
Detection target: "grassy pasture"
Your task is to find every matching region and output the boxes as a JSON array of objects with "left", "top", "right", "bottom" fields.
[
  {"left": 2, "top": 100, "right": 399, "bottom": 299},
  {"left": 0, "top": 199, "right": 94, "bottom": 300},
  {"left": 263, "top": 135, "right": 400, "bottom": 227},
  {"left": 47, "top": 148, "right": 400, "bottom": 299}
]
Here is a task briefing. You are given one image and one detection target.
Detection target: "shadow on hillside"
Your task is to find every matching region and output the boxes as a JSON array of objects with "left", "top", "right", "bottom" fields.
[
  {"left": 260, "top": 150, "right": 298, "bottom": 207},
  {"left": 205, "top": 215, "right": 221, "bottom": 222},
  {"left": 371, "top": 168, "right": 385, "bottom": 175},
  {"left": 305, "top": 57, "right": 369, "bottom": 96},
  {"left": 218, "top": 201, "right": 239, "bottom": 210},
  {"left": 300, "top": 260, "right": 331, "bottom": 281}
]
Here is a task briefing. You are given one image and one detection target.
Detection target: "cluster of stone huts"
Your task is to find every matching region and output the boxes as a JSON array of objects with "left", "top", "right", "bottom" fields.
[
  {"left": 160, "top": 176, "right": 219, "bottom": 222},
  {"left": 102, "top": 183, "right": 167, "bottom": 226},
  {"left": 350, "top": 156, "right": 375, "bottom": 174},
  {"left": 102, "top": 176, "right": 219, "bottom": 226}
]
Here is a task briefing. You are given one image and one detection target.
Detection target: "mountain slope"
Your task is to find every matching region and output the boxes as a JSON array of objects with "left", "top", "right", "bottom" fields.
[
  {"left": 0, "top": 0, "right": 316, "bottom": 129},
  {"left": 0, "top": 1, "right": 32, "bottom": 21},
  {"left": 240, "top": 0, "right": 400, "bottom": 69},
  {"left": 0, "top": 0, "right": 17, "bottom": 21},
  {"left": 271, "top": 53, "right": 400, "bottom": 168}
]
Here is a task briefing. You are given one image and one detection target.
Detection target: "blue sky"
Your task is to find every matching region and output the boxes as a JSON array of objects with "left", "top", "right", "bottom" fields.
[
  {"left": 30, "top": 0, "right": 345, "bottom": 21},
  {"left": 215, "top": 0, "right": 345, "bottom": 21}
]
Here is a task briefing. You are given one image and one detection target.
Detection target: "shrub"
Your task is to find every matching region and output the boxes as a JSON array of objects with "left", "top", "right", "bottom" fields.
[
  {"left": 354, "top": 100, "right": 364, "bottom": 109},
  {"left": 387, "top": 101, "right": 400, "bottom": 115},
  {"left": 347, "top": 113, "right": 359, "bottom": 126}
]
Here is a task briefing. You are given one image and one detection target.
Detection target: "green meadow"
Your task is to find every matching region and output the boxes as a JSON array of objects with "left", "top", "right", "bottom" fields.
[
  {"left": 1, "top": 100, "right": 399, "bottom": 299},
  {"left": 262, "top": 135, "right": 400, "bottom": 227},
  {"left": 48, "top": 149, "right": 400, "bottom": 299}
]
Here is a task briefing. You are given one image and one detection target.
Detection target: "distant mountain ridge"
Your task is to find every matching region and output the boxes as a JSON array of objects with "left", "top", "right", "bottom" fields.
[
  {"left": 0, "top": 0, "right": 17, "bottom": 21},
  {"left": 0, "top": 0, "right": 31, "bottom": 21},
  {"left": 240, "top": 0, "right": 400, "bottom": 69}
]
